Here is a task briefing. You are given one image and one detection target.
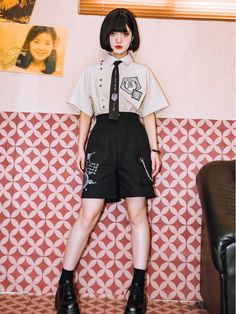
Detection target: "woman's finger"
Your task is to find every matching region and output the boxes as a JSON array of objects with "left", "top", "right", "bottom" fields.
[
  {"left": 152, "top": 167, "right": 159, "bottom": 178},
  {"left": 80, "top": 156, "right": 85, "bottom": 172},
  {"left": 152, "top": 157, "right": 161, "bottom": 178},
  {"left": 76, "top": 155, "right": 83, "bottom": 173}
]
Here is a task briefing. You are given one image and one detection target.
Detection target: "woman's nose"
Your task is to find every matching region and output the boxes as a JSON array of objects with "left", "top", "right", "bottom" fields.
[
  {"left": 115, "top": 33, "right": 122, "bottom": 42},
  {"left": 37, "top": 44, "right": 45, "bottom": 51}
]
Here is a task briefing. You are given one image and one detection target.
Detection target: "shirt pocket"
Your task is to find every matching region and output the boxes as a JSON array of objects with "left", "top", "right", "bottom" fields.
[{"left": 134, "top": 148, "right": 153, "bottom": 185}]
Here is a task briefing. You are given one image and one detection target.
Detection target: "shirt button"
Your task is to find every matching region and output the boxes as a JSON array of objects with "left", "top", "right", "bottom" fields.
[
  {"left": 99, "top": 84, "right": 102, "bottom": 87},
  {"left": 99, "top": 78, "right": 102, "bottom": 81},
  {"left": 101, "top": 98, "right": 105, "bottom": 102},
  {"left": 102, "top": 105, "right": 106, "bottom": 109}
]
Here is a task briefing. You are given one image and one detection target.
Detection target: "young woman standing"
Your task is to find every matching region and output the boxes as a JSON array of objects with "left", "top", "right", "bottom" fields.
[{"left": 55, "top": 8, "right": 169, "bottom": 314}]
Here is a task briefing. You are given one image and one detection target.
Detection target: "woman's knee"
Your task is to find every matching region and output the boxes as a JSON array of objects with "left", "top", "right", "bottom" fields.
[
  {"left": 78, "top": 199, "right": 104, "bottom": 230},
  {"left": 126, "top": 197, "right": 148, "bottom": 226},
  {"left": 127, "top": 207, "right": 148, "bottom": 226}
]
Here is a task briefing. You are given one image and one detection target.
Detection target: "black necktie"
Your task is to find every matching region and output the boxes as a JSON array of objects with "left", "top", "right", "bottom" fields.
[{"left": 109, "top": 60, "right": 122, "bottom": 120}]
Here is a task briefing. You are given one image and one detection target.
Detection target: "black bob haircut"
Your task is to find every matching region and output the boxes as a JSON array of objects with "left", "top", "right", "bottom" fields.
[{"left": 100, "top": 8, "right": 140, "bottom": 52}]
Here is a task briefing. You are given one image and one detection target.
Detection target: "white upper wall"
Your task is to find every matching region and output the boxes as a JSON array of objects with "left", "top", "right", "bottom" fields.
[{"left": 0, "top": 0, "right": 235, "bottom": 119}]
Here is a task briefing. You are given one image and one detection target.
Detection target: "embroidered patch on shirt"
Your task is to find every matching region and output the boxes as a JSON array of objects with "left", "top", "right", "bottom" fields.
[
  {"left": 121, "top": 77, "right": 143, "bottom": 101},
  {"left": 131, "top": 89, "right": 142, "bottom": 101}
]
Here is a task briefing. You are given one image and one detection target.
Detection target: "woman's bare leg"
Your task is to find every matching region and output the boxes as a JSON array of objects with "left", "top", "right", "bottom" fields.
[
  {"left": 124, "top": 197, "right": 149, "bottom": 313},
  {"left": 125, "top": 197, "right": 150, "bottom": 269},
  {"left": 55, "top": 198, "right": 105, "bottom": 314},
  {"left": 63, "top": 198, "right": 105, "bottom": 270}
]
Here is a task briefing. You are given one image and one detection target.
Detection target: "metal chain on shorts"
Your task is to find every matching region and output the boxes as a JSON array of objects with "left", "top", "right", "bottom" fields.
[{"left": 139, "top": 157, "right": 153, "bottom": 182}]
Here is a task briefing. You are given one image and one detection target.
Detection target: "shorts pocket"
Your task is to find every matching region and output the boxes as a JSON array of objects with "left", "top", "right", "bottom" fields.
[{"left": 135, "top": 149, "right": 153, "bottom": 185}]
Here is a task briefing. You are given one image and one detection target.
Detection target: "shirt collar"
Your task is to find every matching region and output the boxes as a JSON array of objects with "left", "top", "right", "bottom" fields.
[{"left": 104, "top": 53, "right": 133, "bottom": 66}]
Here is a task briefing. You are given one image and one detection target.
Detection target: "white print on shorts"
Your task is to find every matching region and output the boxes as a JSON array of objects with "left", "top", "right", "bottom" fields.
[
  {"left": 120, "top": 77, "right": 143, "bottom": 101},
  {"left": 83, "top": 152, "right": 99, "bottom": 191}
]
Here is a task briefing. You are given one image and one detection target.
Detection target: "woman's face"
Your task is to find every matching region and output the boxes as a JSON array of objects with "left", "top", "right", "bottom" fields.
[
  {"left": 109, "top": 24, "right": 132, "bottom": 59},
  {"left": 29, "top": 32, "right": 54, "bottom": 62}
]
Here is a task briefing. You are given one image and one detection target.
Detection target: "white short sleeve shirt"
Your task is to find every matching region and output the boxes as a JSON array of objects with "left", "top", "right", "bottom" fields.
[{"left": 68, "top": 53, "right": 169, "bottom": 117}]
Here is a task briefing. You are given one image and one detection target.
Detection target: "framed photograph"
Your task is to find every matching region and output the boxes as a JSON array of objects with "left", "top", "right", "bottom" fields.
[{"left": 0, "top": 22, "right": 68, "bottom": 76}]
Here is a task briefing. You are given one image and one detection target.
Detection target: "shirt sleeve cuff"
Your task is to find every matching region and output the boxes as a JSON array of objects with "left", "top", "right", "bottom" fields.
[{"left": 67, "top": 100, "right": 94, "bottom": 117}]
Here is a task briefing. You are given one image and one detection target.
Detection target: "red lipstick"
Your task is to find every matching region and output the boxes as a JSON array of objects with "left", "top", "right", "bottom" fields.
[{"left": 115, "top": 45, "right": 122, "bottom": 49}]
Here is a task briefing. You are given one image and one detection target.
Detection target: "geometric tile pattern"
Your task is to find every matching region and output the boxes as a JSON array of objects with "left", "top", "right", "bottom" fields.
[
  {"left": 0, "top": 294, "right": 208, "bottom": 314},
  {"left": 0, "top": 112, "right": 235, "bottom": 301}
]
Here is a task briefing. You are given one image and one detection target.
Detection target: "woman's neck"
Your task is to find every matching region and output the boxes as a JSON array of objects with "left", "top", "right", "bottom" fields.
[
  {"left": 27, "top": 60, "right": 45, "bottom": 73},
  {"left": 111, "top": 51, "right": 128, "bottom": 59}
]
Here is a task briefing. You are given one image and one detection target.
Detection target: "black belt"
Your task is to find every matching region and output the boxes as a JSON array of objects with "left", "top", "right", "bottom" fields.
[{"left": 96, "top": 112, "right": 139, "bottom": 122}]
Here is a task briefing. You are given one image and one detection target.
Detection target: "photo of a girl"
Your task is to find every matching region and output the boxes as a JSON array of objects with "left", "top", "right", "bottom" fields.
[
  {"left": 15, "top": 25, "right": 57, "bottom": 74},
  {"left": 0, "top": 22, "right": 67, "bottom": 76}
]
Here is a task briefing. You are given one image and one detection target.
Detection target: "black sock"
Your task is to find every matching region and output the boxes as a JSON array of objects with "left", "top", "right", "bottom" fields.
[
  {"left": 131, "top": 268, "right": 146, "bottom": 288},
  {"left": 59, "top": 268, "right": 74, "bottom": 284}
]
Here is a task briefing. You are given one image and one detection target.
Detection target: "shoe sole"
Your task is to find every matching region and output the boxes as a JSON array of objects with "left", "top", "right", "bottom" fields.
[
  {"left": 124, "top": 302, "right": 147, "bottom": 314},
  {"left": 55, "top": 308, "right": 80, "bottom": 314},
  {"left": 55, "top": 302, "right": 80, "bottom": 314},
  {"left": 124, "top": 306, "right": 146, "bottom": 314}
]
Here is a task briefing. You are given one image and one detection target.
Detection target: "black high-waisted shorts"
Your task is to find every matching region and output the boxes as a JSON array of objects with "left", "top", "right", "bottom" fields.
[{"left": 82, "top": 112, "right": 156, "bottom": 203}]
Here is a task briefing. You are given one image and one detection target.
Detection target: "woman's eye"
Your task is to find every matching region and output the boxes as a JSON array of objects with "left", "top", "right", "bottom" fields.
[
  {"left": 110, "top": 32, "right": 116, "bottom": 36},
  {"left": 123, "top": 32, "right": 129, "bottom": 37}
]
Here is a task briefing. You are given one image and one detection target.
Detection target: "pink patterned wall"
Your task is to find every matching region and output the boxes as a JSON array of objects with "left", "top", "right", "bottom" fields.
[{"left": 0, "top": 112, "right": 235, "bottom": 301}]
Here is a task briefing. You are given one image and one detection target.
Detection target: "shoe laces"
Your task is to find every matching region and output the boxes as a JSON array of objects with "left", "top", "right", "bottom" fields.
[{"left": 61, "top": 281, "right": 76, "bottom": 299}]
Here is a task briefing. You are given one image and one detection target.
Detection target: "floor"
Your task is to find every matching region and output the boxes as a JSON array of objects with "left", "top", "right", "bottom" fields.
[{"left": 0, "top": 294, "right": 208, "bottom": 314}]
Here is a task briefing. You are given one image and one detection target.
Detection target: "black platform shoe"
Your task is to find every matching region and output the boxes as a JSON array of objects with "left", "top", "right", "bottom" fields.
[
  {"left": 124, "top": 283, "right": 146, "bottom": 314},
  {"left": 55, "top": 280, "right": 80, "bottom": 314}
]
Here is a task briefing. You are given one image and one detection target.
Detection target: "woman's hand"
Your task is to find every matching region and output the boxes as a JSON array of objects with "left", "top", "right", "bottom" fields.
[
  {"left": 143, "top": 113, "right": 161, "bottom": 178},
  {"left": 76, "top": 148, "right": 86, "bottom": 173},
  {"left": 151, "top": 151, "right": 161, "bottom": 178}
]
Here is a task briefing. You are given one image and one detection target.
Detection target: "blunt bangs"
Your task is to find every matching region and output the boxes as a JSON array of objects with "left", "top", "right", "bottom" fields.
[{"left": 111, "top": 14, "right": 128, "bottom": 33}]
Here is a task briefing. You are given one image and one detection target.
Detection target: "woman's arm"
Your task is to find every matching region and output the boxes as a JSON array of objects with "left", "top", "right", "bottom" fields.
[
  {"left": 143, "top": 113, "right": 161, "bottom": 178},
  {"left": 77, "top": 111, "right": 92, "bottom": 172}
]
